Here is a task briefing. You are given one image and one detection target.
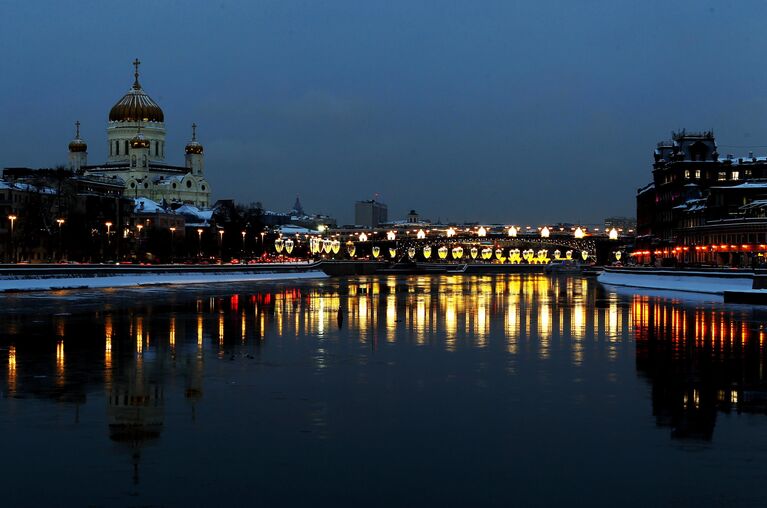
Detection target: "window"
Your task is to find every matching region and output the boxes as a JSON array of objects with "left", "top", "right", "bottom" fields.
[
  {"left": 131, "top": 155, "right": 136, "bottom": 168},
  {"left": 125, "top": 140, "right": 129, "bottom": 154},
  {"left": 186, "top": 180, "right": 192, "bottom": 188},
  {"left": 695, "top": 169, "right": 701, "bottom": 179},
  {"left": 684, "top": 170, "right": 690, "bottom": 179},
  {"left": 732, "top": 171, "right": 740, "bottom": 180},
  {"left": 115, "top": 140, "right": 119, "bottom": 156},
  {"left": 718, "top": 172, "right": 727, "bottom": 181}
]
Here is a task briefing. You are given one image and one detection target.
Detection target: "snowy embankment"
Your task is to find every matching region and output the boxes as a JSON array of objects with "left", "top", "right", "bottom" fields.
[
  {"left": 0, "top": 270, "right": 328, "bottom": 292},
  {"left": 597, "top": 269, "right": 753, "bottom": 295}
]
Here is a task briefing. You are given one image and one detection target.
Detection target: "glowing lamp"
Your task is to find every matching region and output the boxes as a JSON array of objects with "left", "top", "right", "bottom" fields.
[
  {"left": 470, "top": 246, "right": 478, "bottom": 259},
  {"left": 331, "top": 239, "right": 341, "bottom": 255},
  {"left": 389, "top": 247, "right": 397, "bottom": 258},
  {"left": 274, "top": 237, "right": 284, "bottom": 253},
  {"left": 347, "top": 242, "right": 356, "bottom": 257},
  {"left": 615, "top": 251, "right": 622, "bottom": 261},
  {"left": 423, "top": 246, "right": 432, "bottom": 259},
  {"left": 372, "top": 246, "right": 380, "bottom": 258},
  {"left": 609, "top": 228, "right": 618, "bottom": 240},
  {"left": 438, "top": 246, "right": 448, "bottom": 259},
  {"left": 359, "top": 232, "right": 368, "bottom": 242},
  {"left": 581, "top": 250, "right": 589, "bottom": 261},
  {"left": 284, "top": 239, "right": 294, "bottom": 254},
  {"left": 408, "top": 247, "right": 416, "bottom": 259},
  {"left": 387, "top": 231, "right": 396, "bottom": 241},
  {"left": 452, "top": 246, "right": 463, "bottom": 259},
  {"left": 508, "top": 226, "right": 517, "bottom": 237},
  {"left": 541, "top": 226, "right": 550, "bottom": 238},
  {"left": 417, "top": 229, "right": 426, "bottom": 240},
  {"left": 481, "top": 247, "right": 492, "bottom": 260},
  {"left": 495, "top": 248, "right": 503, "bottom": 260},
  {"left": 446, "top": 227, "right": 456, "bottom": 238},
  {"left": 477, "top": 226, "right": 487, "bottom": 237},
  {"left": 323, "top": 238, "right": 332, "bottom": 253},
  {"left": 554, "top": 249, "right": 561, "bottom": 260},
  {"left": 565, "top": 250, "right": 573, "bottom": 260}
]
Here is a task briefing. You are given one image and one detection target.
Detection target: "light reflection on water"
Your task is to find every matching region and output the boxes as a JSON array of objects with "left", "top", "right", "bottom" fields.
[{"left": 1, "top": 274, "right": 767, "bottom": 506}]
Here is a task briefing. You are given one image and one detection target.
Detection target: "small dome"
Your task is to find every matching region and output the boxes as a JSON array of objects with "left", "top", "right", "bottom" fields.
[
  {"left": 68, "top": 139, "right": 87, "bottom": 152},
  {"left": 68, "top": 121, "right": 87, "bottom": 152},
  {"left": 185, "top": 142, "right": 203, "bottom": 155},
  {"left": 130, "top": 132, "right": 150, "bottom": 149},
  {"left": 185, "top": 123, "right": 203, "bottom": 154}
]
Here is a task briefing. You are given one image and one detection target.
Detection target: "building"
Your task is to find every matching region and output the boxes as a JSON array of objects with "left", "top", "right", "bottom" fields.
[
  {"left": 604, "top": 216, "right": 635, "bottom": 233},
  {"left": 636, "top": 129, "right": 767, "bottom": 266},
  {"left": 78, "top": 59, "right": 212, "bottom": 208},
  {"left": 354, "top": 199, "right": 388, "bottom": 228}
]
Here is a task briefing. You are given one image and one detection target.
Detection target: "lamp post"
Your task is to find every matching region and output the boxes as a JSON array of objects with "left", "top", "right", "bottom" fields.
[
  {"left": 260, "top": 231, "right": 266, "bottom": 257},
  {"left": 241, "top": 230, "right": 246, "bottom": 261},
  {"left": 8, "top": 215, "right": 17, "bottom": 263},
  {"left": 169, "top": 227, "right": 176, "bottom": 264},
  {"left": 197, "top": 228, "right": 204, "bottom": 260},
  {"left": 218, "top": 229, "right": 224, "bottom": 261},
  {"left": 136, "top": 224, "right": 144, "bottom": 261},
  {"left": 56, "top": 218, "right": 65, "bottom": 261}
]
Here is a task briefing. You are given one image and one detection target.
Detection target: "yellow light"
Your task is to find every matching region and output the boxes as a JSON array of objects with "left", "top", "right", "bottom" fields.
[
  {"left": 359, "top": 232, "right": 368, "bottom": 242},
  {"left": 438, "top": 246, "right": 448, "bottom": 259},
  {"left": 609, "top": 228, "right": 618, "bottom": 240},
  {"left": 423, "top": 246, "right": 432, "bottom": 258},
  {"left": 408, "top": 247, "right": 416, "bottom": 258},
  {"left": 470, "top": 246, "right": 478, "bottom": 259},
  {"left": 317, "top": 224, "right": 327, "bottom": 233},
  {"left": 477, "top": 226, "right": 487, "bottom": 237},
  {"left": 508, "top": 226, "right": 517, "bottom": 237},
  {"left": 347, "top": 242, "right": 356, "bottom": 257},
  {"left": 615, "top": 251, "right": 622, "bottom": 261},
  {"left": 452, "top": 246, "right": 463, "bottom": 259},
  {"left": 372, "top": 246, "right": 380, "bottom": 258},
  {"left": 581, "top": 250, "right": 589, "bottom": 261},
  {"left": 284, "top": 239, "right": 294, "bottom": 254},
  {"left": 331, "top": 239, "right": 341, "bottom": 254},
  {"left": 417, "top": 229, "right": 426, "bottom": 240},
  {"left": 541, "top": 226, "right": 550, "bottom": 238},
  {"left": 387, "top": 231, "right": 396, "bottom": 241},
  {"left": 574, "top": 227, "right": 585, "bottom": 239},
  {"left": 389, "top": 247, "right": 397, "bottom": 258},
  {"left": 274, "top": 237, "right": 284, "bottom": 253},
  {"left": 446, "top": 227, "right": 456, "bottom": 238}
]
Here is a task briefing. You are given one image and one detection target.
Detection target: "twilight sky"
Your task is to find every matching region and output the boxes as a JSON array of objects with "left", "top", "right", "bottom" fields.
[{"left": 2, "top": 0, "right": 767, "bottom": 225}]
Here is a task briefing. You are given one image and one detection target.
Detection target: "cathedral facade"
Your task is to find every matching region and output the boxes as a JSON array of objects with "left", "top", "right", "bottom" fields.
[{"left": 72, "top": 59, "right": 212, "bottom": 208}]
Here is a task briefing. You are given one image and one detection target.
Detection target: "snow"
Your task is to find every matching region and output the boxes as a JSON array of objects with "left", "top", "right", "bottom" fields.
[
  {"left": 134, "top": 197, "right": 168, "bottom": 213},
  {"left": 598, "top": 270, "right": 753, "bottom": 295},
  {"left": 175, "top": 204, "right": 213, "bottom": 221},
  {"left": 0, "top": 270, "right": 327, "bottom": 292}
]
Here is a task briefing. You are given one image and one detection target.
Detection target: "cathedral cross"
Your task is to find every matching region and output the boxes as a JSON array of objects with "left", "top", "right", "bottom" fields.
[
  {"left": 132, "top": 58, "right": 141, "bottom": 88},
  {"left": 75, "top": 120, "right": 80, "bottom": 138}
]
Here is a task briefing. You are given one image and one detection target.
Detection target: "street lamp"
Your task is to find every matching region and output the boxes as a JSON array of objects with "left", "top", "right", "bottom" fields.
[
  {"left": 56, "top": 218, "right": 65, "bottom": 262},
  {"left": 8, "top": 215, "right": 17, "bottom": 263},
  {"left": 197, "top": 228, "right": 204, "bottom": 259},
  {"left": 169, "top": 227, "right": 176, "bottom": 264}
]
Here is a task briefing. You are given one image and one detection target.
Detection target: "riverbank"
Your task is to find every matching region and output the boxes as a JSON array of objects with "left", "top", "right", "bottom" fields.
[
  {"left": 0, "top": 263, "right": 327, "bottom": 292},
  {"left": 597, "top": 267, "right": 755, "bottom": 295}
]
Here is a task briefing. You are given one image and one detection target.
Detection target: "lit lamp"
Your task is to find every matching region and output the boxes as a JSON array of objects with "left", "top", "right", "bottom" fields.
[
  {"left": 541, "top": 226, "right": 550, "bottom": 238},
  {"left": 615, "top": 251, "right": 622, "bottom": 261},
  {"left": 331, "top": 239, "right": 341, "bottom": 255},
  {"left": 508, "top": 226, "right": 517, "bottom": 237},
  {"left": 284, "top": 239, "right": 294, "bottom": 254},
  {"left": 574, "top": 227, "right": 585, "bottom": 239},
  {"left": 347, "top": 242, "right": 356, "bottom": 257},
  {"left": 452, "top": 246, "right": 463, "bottom": 259},
  {"left": 446, "top": 227, "right": 456, "bottom": 238},
  {"left": 408, "top": 247, "right": 416, "bottom": 259},
  {"left": 359, "top": 232, "right": 368, "bottom": 242},
  {"left": 387, "top": 231, "right": 396, "bottom": 241},
  {"left": 274, "top": 237, "right": 284, "bottom": 253},
  {"left": 581, "top": 250, "right": 589, "bottom": 261},
  {"left": 438, "top": 246, "right": 448, "bottom": 259},
  {"left": 417, "top": 229, "right": 426, "bottom": 240},
  {"left": 388, "top": 247, "right": 397, "bottom": 258},
  {"left": 609, "top": 228, "right": 618, "bottom": 240},
  {"left": 423, "top": 246, "right": 432, "bottom": 259},
  {"left": 495, "top": 248, "right": 503, "bottom": 260},
  {"left": 372, "top": 246, "right": 380, "bottom": 258},
  {"left": 105, "top": 221, "right": 112, "bottom": 235},
  {"left": 477, "top": 226, "right": 487, "bottom": 237},
  {"left": 470, "top": 246, "right": 478, "bottom": 259}
]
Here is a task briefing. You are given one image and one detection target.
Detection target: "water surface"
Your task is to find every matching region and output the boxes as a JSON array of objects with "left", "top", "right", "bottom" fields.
[{"left": 1, "top": 274, "right": 767, "bottom": 507}]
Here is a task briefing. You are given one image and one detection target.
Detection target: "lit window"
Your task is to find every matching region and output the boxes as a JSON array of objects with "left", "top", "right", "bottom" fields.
[
  {"left": 695, "top": 169, "right": 701, "bottom": 179},
  {"left": 718, "top": 172, "right": 727, "bottom": 181},
  {"left": 732, "top": 171, "right": 740, "bottom": 180},
  {"left": 684, "top": 170, "right": 690, "bottom": 179}
]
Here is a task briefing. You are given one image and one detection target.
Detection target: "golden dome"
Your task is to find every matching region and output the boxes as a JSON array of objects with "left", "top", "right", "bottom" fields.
[
  {"left": 108, "top": 59, "right": 164, "bottom": 123},
  {"left": 185, "top": 123, "right": 204, "bottom": 154},
  {"left": 68, "top": 121, "right": 87, "bottom": 152}
]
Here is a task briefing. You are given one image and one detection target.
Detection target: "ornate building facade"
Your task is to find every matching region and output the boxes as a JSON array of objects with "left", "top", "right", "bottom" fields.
[{"left": 74, "top": 59, "right": 211, "bottom": 208}]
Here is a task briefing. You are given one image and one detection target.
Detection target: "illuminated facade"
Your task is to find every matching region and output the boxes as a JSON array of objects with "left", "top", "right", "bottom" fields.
[
  {"left": 77, "top": 59, "right": 212, "bottom": 208},
  {"left": 636, "top": 130, "right": 767, "bottom": 265}
]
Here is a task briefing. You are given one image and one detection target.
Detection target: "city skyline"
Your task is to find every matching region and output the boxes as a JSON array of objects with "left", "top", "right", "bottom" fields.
[{"left": 3, "top": 1, "right": 767, "bottom": 224}]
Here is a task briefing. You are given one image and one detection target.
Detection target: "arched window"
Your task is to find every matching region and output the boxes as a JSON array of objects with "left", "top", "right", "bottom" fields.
[
  {"left": 115, "top": 140, "right": 120, "bottom": 155},
  {"left": 124, "top": 140, "right": 129, "bottom": 154},
  {"left": 131, "top": 155, "right": 136, "bottom": 168}
]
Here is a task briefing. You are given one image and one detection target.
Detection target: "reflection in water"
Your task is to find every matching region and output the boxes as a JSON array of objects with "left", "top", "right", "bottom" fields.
[
  {"left": 1, "top": 275, "right": 767, "bottom": 505},
  {"left": 633, "top": 295, "right": 767, "bottom": 441}
]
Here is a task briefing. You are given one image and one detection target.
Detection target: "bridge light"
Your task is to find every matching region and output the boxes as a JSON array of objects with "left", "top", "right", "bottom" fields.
[
  {"left": 477, "top": 226, "right": 487, "bottom": 237},
  {"left": 541, "top": 226, "right": 550, "bottom": 238},
  {"left": 359, "top": 232, "right": 368, "bottom": 242},
  {"left": 417, "top": 229, "right": 426, "bottom": 239},
  {"left": 508, "top": 226, "right": 517, "bottom": 237},
  {"left": 574, "top": 227, "right": 585, "bottom": 239},
  {"left": 609, "top": 228, "right": 618, "bottom": 240},
  {"left": 446, "top": 227, "right": 456, "bottom": 238}
]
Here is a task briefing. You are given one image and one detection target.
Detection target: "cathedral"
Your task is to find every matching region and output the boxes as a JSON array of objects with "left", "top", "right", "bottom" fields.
[{"left": 70, "top": 59, "right": 212, "bottom": 208}]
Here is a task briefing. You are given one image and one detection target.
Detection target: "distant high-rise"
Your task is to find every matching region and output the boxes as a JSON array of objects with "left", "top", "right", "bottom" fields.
[{"left": 355, "top": 199, "right": 388, "bottom": 228}]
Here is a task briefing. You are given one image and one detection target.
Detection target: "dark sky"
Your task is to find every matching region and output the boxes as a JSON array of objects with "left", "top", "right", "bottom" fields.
[{"left": 2, "top": 0, "right": 767, "bottom": 225}]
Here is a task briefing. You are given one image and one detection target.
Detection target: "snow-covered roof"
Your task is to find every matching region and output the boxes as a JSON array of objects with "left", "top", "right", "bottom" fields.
[
  {"left": 277, "top": 224, "right": 320, "bottom": 235},
  {"left": 0, "top": 180, "right": 57, "bottom": 194},
  {"left": 176, "top": 204, "right": 213, "bottom": 222},
  {"left": 711, "top": 181, "right": 767, "bottom": 190},
  {"left": 134, "top": 197, "right": 168, "bottom": 214}
]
